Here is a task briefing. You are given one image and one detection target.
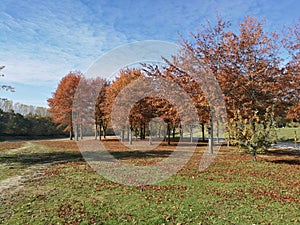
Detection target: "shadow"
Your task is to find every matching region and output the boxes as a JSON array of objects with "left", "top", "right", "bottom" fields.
[
  {"left": 269, "top": 159, "right": 300, "bottom": 165},
  {"left": 0, "top": 151, "right": 84, "bottom": 166},
  {"left": 109, "top": 150, "right": 174, "bottom": 159},
  {"left": 0, "top": 148, "right": 195, "bottom": 166},
  {"left": 266, "top": 149, "right": 300, "bottom": 157},
  {"left": 101, "top": 137, "right": 210, "bottom": 147}
]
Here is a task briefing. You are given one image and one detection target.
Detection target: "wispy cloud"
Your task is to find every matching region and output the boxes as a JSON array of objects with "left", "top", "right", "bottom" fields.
[
  {"left": 0, "top": 0, "right": 128, "bottom": 85},
  {"left": 0, "top": 0, "right": 299, "bottom": 106}
]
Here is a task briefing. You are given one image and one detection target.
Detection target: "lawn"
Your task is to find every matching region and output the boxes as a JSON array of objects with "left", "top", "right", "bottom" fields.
[
  {"left": 276, "top": 126, "right": 300, "bottom": 142},
  {"left": 0, "top": 139, "right": 299, "bottom": 224}
]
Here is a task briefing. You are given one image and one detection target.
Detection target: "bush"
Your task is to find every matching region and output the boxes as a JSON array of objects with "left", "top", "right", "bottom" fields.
[{"left": 226, "top": 107, "right": 277, "bottom": 160}]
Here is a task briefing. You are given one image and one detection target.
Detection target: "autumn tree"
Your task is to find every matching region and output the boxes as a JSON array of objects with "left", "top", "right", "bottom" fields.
[
  {"left": 162, "top": 16, "right": 295, "bottom": 156},
  {"left": 143, "top": 58, "right": 211, "bottom": 145},
  {"left": 94, "top": 80, "right": 110, "bottom": 140},
  {"left": 283, "top": 19, "right": 300, "bottom": 122},
  {"left": 104, "top": 68, "right": 144, "bottom": 142},
  {"left": 72, "top": 77, "right": 105, "bottom": 140},
  {"left": 101, "top": 67, "right": 184, "bottom": 145},
  {"left": 47, "top": 71, "right": 81, "bottom": 140}
]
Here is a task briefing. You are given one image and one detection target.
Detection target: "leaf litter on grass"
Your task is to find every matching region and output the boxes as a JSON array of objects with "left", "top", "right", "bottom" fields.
[{"left": 0, "top": 139, "right": 299, "bottom": 224}]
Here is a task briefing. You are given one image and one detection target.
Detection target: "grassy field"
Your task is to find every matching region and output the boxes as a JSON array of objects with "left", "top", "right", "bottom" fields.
[
  {"left": 276, "top": 127, "right": 300, "bottom": 142},
  {"left": 0, "top": 139, "right": 299, "bottom": 224}
]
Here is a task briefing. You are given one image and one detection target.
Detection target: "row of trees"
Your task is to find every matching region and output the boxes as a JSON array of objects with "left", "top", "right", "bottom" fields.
[
  {"left": 0, "top": 99, "right": 49, "bottom": 116},
  {"left": 0, "top": 109, "right": 66, "bottom": 137},
  {"left": 48, "top": 17, "right": 299, "bottom": 159},
  {"left": 0, "top": 66, "right": 66, "bottom": 138}
]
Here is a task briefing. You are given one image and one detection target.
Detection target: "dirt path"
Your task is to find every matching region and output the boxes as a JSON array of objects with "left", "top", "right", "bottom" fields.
[
  {"left": 0, "top": 141, "right": 66, "bottom": 198},
  {"left": 0, "top": 163, "right": 50, "bottom": 198}
]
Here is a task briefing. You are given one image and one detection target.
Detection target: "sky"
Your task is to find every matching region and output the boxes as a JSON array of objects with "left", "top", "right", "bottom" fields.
[{"left": 0, "top": 0, "right": 299, "bottom": 107}]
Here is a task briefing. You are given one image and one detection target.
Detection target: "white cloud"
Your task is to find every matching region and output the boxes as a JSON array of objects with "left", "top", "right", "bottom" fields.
[
  {"left": 0, "top": 0, "right": 128, "bottom": 85},
  {"left": 0, "top": 0, "right": 299, "bottom": 106}
]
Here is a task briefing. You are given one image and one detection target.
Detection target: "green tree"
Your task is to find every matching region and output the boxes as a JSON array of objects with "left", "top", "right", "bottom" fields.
[{"left": 226, "top": 107, "right": 277, "bottom": 160}]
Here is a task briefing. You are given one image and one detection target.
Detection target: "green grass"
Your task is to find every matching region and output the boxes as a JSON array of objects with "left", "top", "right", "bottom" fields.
[
  {"left": 276, "top": 127, "right": 300, "bottom": 141},
  {"left": 0, "top": 140, "right": 299, "bottom": 224},
  {"left": 0, "top": 141, "right": 82, "bottom": 181}
]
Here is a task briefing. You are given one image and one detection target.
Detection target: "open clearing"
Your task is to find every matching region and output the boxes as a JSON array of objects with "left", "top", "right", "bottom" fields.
[{"left": 0, "top": 139, "right": 299, "bottom": 224}]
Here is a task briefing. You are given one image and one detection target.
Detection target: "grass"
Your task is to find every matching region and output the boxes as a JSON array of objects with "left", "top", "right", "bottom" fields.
[
  {"left": 276, "top": 126, "right": 300, "bottom": 142},
  {"left": 0, "top": 139, "right": 299, "bottom": 224},
  {"left": 0, "top": 141, "right": 82, "bottom": 181}
]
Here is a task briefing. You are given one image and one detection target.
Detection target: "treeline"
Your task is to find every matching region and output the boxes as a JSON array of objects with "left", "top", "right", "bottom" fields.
[
  {"left": 48, "top": 17, "right": 299, "bottom": 159},
  {"left": 0, "top": 109, "right": 66, "bottom": 138},
  {"left": 0, "top": 99, "right": 49, "bottom": 116},
  {"left": 0, "top": 99, "right": 66, "bottom": 138}
]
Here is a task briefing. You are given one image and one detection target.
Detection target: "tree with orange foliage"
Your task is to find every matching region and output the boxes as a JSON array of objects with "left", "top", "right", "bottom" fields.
[
  {"left": 47, "top": 71, "right": 81, "bottom": 140},
  {"left": 95, "top": 80, "right": 110, "bottom": 140},
  {"left": 164, "top": 16, "right": 292, "bottom": 157},
  {"left": 283, "top": 19, "right": 300, "bottom": 122},
  {"left": 104, "top": 68, "right": 144, "bottom": 142},
  {"left": 72, "top": 77, "right": 106, "bottom": 140}
]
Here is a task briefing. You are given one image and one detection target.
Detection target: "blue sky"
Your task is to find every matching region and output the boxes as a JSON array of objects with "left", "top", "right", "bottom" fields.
[{"left": 0, "top": 0, "right": 299, "bottom": 107}]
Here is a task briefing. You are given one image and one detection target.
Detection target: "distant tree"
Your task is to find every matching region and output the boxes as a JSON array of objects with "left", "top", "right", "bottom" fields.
[
  {"left": 47, "top": 71, "right": 81, "bottom": 140},
  {"left": 4, "top": 111, "right": 30, "bottom": 136},
  {"left": 0, "top": 109, "right": 8, "bottom": 135},
  {"left": 0, "top": 99, "right": 49, "bottom": 117},
  {"left": 0, "top": 99, "right": 13, "bottom": 111}
]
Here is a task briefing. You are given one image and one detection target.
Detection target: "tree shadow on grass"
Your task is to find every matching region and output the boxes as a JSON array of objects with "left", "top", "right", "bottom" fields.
[
  {"left": 109, "top": 150, "right": 174, "bottom": 160},
  {"left": 266, "top": 149, "right": 300, "bottom": 157},
  {"left": 101, "top": 137, "right": 209, "bottom": 147},
  {"left": 269, "top": 159, "right": 300, "bottom": 165},
  {"left": 265, "top": 149, "right": 300, "bottom": 165},
  {"left": 0, "top": 152, "right": 84, "bottom": 166},
  {"left": 0, "top": 149, "right": 194, "bottom": 166}
]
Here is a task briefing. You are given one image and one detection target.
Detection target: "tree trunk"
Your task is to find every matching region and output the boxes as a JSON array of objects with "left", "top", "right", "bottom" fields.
[
  {"left": 252, "top": 146, "right": 257, "bottom": 161},
  {"left": 216, "top": 119, "right": 219, "bottom": 143},
  {"left": 172, "top": 127, "right": 176, "bottom": 139},
  {"left": 69, "top": 130, "right": 73, "bottom": 140},
  {"left": 253, "top": 152, "right": 257, "bottom": 161},
  {"left": 180, "top": 125, "right": 183, "bottom": 139},
  {"left": 167, "top": 124, "right": 171, "bottom": 145},
  {"left": 99, "top": 124, "right": 102, "bottom": 141},
  {"left": 80, "top": 124, "right": 83, "bottom": 139},
  {"left": 190, "top": 125, "right": 193, "bottom": 143},
  {"left": 129, "top": 126, "right": 132, "bottom": 145},
  {"left": 143, "top": 123, "right": 146, "bottom": 140},
  {"left": 75, "top": 124, "right": 79, "bottom": 141},
  {"left": 103, "top": 126, "right": 106, "bottom": 139},
  {"left": 127, "top": 126, "right": 130, "bottom": 140},
  {"left": 121, "top": 129, "right": 125, "bottom": 142},
  {"left": 201, "top": 123, "right": 205, "bottom": 142},
  {"left": 149, "top": 123, "right": 153, "bottom": 145},
  {"left": 140, "top": 126, "right": 143, "bottom": 140},
  {"left": 158, "top": 126, "right": 161, "bottom": 138},
  {"left": 95, "top": 124, "right": 98, "bottom": 140},
  {"left": 209, "top": 113, "right": 214, "bottom": 154}
]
